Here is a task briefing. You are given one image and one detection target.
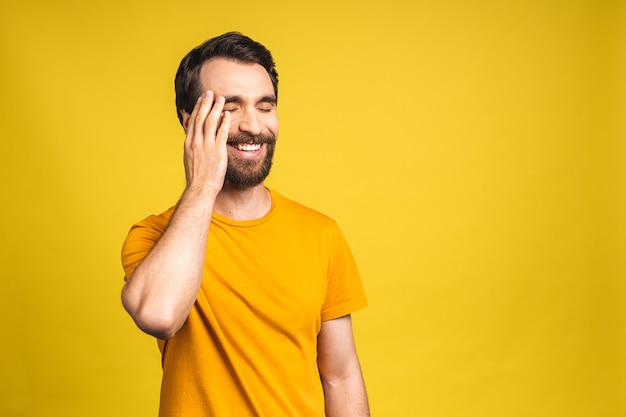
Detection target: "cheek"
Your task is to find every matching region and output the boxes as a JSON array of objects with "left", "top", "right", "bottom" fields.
[
  {"left": 265, "top": 115, "right": 279, "bottom": 135},
  {"left": 224, "top": 114, "right": 244, "bottom": 137},
  {"left": 226, "top": 112, "right": 241, "bottom": 129}
]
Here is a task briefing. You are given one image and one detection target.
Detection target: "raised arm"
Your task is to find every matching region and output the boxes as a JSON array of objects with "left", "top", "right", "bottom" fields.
[
  {"left": 318, "top": 315, "right": 370, "bottom": 417},
  {"left": 121, "top": 91, "right": 230, "bottom": 340}
]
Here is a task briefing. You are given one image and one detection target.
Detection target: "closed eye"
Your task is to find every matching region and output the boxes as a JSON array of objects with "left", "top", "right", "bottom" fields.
[{"left": 257, "top": 96, "right": 277, "bottom": 113}]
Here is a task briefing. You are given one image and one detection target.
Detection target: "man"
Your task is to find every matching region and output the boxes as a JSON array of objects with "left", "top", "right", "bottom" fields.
[{"left": 121, "top": 32, "right": 369, "bottom": 417}]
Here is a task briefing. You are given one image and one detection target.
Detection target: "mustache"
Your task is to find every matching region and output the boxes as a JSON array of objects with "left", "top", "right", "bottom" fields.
[{"left": 227, "top": 133, "right": 275, "bottom": 145}]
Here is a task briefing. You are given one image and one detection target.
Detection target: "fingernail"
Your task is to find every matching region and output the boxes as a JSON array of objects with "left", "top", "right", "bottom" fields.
[{"left": 216, "top": 96, "right": 225, "bottom": 103}]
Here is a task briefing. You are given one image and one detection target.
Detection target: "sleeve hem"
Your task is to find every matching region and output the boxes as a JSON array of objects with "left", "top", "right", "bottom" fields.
[{"left": 321, "top": 299, "right": 368, "bottom": 322}]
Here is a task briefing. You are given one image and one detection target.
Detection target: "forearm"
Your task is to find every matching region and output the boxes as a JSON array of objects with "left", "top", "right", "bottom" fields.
[
  {"left": 322, "top": 372, "right": 370, "bottom": 417},
  {"left": 121, "top": 187, "right": 217, "bottom": 339}
]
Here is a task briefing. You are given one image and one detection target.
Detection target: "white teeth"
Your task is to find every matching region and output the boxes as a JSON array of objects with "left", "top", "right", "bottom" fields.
[{"left": 234, "top": 143, "right": 261, "bottom": 151}]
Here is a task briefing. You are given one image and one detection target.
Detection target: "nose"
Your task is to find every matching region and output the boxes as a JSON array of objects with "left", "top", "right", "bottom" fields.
[{"left": 238, "top": 108, "right": 262, "bottom": 136}]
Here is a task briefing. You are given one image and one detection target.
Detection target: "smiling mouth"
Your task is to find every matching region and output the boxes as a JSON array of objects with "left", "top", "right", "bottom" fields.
[{"left": 229, "top": 143, "right": 262, "bottom": 151}]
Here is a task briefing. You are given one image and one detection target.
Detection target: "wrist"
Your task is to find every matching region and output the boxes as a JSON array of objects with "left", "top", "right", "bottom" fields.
[{"left": 179, "top": 184, "right": 219, "bottom": 213}]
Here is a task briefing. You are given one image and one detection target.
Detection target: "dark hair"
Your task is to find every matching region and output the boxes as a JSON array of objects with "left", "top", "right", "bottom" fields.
[{"left": 174, "top": 32, "right": 279, "bottom": 125}]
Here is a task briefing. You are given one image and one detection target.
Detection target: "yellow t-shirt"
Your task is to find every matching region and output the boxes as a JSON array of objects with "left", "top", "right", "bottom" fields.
[{"left": 121, "top": 189, "right": 367, "bottom": 417}]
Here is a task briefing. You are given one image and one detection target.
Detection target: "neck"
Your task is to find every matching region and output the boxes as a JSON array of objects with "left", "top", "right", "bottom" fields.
[{"left": 213, "top": 183, "right": 272, "bottom": 221}]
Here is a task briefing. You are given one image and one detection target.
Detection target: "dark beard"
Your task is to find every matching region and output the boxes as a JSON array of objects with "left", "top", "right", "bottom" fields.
[{"left": 224, "top": 133, "right": 276, "bottom": 189}]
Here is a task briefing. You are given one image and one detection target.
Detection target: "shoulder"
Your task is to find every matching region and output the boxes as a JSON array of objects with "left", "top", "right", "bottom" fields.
[
  {"left": 121, "top": 206, "right": 176, "bottom": 278},
  {"left": 126, "top": 206, "right": 176, "bottom": 241},
  {"left": 272, "top": 190, "right": 335, "bottom": 225},
  {"left": 271, "top": 190, "right": 342, "bottom": 237}
]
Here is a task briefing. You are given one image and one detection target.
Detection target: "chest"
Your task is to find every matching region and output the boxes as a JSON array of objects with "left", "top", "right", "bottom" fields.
[{"left": 199, "top": 223, "right": 330, "bottom": 335}]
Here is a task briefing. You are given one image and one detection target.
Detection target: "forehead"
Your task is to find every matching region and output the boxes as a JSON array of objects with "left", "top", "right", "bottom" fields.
[{"left": 198, "top": 58, "right": 275, "bottom": 98}]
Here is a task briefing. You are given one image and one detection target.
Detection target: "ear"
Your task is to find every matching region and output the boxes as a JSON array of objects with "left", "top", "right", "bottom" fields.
[{"left": 181, "top": 109, "right": 191, "bottom": 133}]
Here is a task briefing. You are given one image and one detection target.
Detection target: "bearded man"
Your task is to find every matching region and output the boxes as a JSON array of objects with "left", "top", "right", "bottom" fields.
[{"left": 121, "top": 32, "right": 369, "bottom": 417}]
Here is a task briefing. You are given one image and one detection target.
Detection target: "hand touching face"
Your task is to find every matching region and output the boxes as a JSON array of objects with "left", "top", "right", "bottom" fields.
[{"left": 181, "top": 90, "right": 231, "bottom": 195}]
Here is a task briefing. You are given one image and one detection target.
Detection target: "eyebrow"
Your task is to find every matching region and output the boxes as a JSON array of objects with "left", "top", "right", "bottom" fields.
[{"left": 224, "top": 95, "right": 277, "bottom": 105}]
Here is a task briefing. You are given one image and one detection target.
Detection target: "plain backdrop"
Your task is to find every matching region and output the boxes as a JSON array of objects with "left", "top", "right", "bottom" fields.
[{"left": 1, "top": 1, "right": 624, "bottom": 416}]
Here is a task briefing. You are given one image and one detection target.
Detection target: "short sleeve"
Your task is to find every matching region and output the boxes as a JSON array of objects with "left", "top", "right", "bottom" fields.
[
  {"left": 320, "top": 222, "right": 368, "bottom": 321},
  {"left": 120, "top": 208, "right": 174, "bottom": 281}
]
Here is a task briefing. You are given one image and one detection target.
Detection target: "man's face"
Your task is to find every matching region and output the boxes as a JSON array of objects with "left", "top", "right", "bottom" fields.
[{"left": 198, "top": 57, "right": 279, "bottom": 189}]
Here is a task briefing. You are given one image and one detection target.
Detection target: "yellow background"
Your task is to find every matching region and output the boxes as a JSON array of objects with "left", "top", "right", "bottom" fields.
[{"left": 1, "top": 1, "right": 624, "bottom": 416}]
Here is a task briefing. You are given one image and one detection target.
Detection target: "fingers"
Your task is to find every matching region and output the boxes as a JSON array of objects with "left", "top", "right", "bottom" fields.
[
  {"left": 192, "top": 91, "right": 215, "bottom": 141},
  {"left": 187, "top": 91, "right": 227, "bottom": 143},
  {"left": 182, "top": 92, "right": 229, "bottom": 190},
  {"left": 216, "top": 111, "right": 230, "bottom": 146},
  {"left": 204, "top": 95, "right": 226, "bottom": 140},
  {"left": 184, "top": 95, "right": 203, "bottom": 141}
]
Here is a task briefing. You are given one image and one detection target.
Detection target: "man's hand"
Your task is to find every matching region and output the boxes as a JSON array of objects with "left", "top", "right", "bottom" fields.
[{"left": 183, "top": 90, "right": 231, "bottom": 197}]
